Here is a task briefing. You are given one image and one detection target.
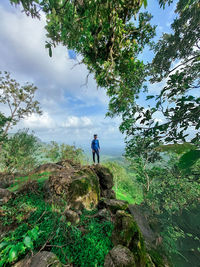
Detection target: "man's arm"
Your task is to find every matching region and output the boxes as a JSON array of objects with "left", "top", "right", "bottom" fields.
[{"left": 91, "top": 140, "right": 94, "bottom": 152}]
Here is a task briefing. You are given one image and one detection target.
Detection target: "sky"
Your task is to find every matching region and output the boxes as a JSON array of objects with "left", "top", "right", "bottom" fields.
[{"left": 0, "top": 0, "right": 177, "bottom": 153}]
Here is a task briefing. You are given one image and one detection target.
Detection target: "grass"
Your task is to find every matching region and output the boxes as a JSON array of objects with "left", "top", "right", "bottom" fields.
[
  {"left": 7, "top": 172, "right": 51, "bottom": 192},
  {"left": 115, "top": 188, "right": 143, "bottom": 204}
]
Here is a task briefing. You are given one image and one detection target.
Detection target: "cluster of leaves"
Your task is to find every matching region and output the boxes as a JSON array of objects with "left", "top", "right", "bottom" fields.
[
  {"left": 0, "top": 180, "right": 113, "bottom": 266},
  {"left": 122, "top": 0, "right": 200, "bottom": 146},
  {"left": 0, "top": 225, "right": 41, "bottom": 265},
  {"left": 8, "top": 0, "right": 199, "bottom": 150},
  {"left": 9, "top": 0, "right": 156, "bottom": 130},
  {"left": 0, "top": 112, "right": 11, "bottom": 144},
  {"left": 43, "top": 141, "right": 86, "bottom": 164},
  {"left": 0, "top": 129, "right": 41, "bottom": 173}
]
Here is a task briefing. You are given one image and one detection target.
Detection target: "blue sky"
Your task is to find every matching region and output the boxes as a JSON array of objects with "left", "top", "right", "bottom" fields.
[{"left": 0, "top": 0, "right": 177, "bottom": 153}]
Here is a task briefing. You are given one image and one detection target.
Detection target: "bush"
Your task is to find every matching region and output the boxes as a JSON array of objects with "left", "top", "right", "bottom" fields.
[
  {"left": 0, "top": 129, "right": 40, "bottom": 173},
  {"left": 43, "top": 141, "right": 86, "bottom": 164}
]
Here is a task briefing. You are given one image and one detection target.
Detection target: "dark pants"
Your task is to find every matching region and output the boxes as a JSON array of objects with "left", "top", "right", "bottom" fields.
[{"left": 93, "top": 150, "right": 100, "bottom": 163}]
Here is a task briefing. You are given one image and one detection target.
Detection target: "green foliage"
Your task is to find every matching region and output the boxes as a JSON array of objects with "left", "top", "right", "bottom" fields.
[
  {"left": 125, "top": 0, "right": 200, "bottom": 145},
  {"left": 124, "top": 135, "right": 200, "bottom": 263},
  {"left": 0, "top": 129, "right": 41, "bottom": 173},
  {"left": 0, "top": 71, "right": 42, "bottom": 148},
  {"left": 43, "top": 141, "right": 85, "bottom": 164},
  {"left": 0, "top": 112, "right": 11, "bottom": 143},
  {"left": 156, "top": 143, "right": 196, "bottom": 154},
  {"left": 178, "top": 150, "right": 200, "bottom": 173},
  {"left": 103, "top": 161, "right": 143, "bottom": 204},
  {"left": 0, "top": 181, "right": 113, "bottom": 266},
  {"left": 9, "top": 1, "right": 156, "bottom": 134}
]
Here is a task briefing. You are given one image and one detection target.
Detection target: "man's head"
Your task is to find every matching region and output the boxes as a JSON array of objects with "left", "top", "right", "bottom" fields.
[{"left": 94, "top": 134, "right": 97, "bottom": 139}]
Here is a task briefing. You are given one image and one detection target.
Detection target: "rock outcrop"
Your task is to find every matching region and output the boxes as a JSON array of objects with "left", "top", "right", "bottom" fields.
[
  {"left": 13, "top": 251, "right": 63, "bottom": 267},
  {"left": 104, "top": 245, "right": 136, "bottom": 267},
  {"left": 47, "top": 165, "right": 100, "bottom": 210},
  {"left": 98, "top": 198, "right": 129, "bottom": 213},
  {"left": 1, "top": 160, "right": 165, "bottom": 266}
]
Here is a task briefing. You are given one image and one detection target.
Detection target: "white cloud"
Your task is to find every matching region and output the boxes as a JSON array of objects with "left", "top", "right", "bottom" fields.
[
  {"left": 23, "top": 112, "right": 55, "bottom": 129},
  {"left": 0, "top": 3, "right": 108, "bottom": 105},
  {"left": 0, "top": 2, "right": 124, "bottom": 151},
  {"left": 62, "top": 116, "right": 92, "bottom": 128}
]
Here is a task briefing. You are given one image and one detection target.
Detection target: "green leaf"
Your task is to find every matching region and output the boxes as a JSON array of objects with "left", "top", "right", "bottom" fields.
[
  {"left": 143, "top": 0, "right": 148, "bottom": 8},
  {"left": 178, "top": 150, "right": 200, "bottom": 172},
  {"left": 48, "top": 46, "right": 52, "bottom": 57},
  {"left": 0, "top": 242, "right": 8, "bottom": 249},
  {"left": 29, "top": 226, "right": 39, "bottom": 240},
  {"left": 146, "top": 95, "right": 154, "bottom": 100},
  {"left": 23, "top": 236, "right": 33, "bottom": 249},
  {"left": 8, "top": 246, "right": 18, "bottom": 262}
]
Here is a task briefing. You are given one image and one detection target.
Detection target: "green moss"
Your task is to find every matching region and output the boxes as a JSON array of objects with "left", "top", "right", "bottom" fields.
[
  {"left": 148, "top": 248, "right": 166, "bottom": 267},
  {"left": 112, "top": 210, "right": 153, "bottom": 266},
  {"left": 70, "top": 168, "right": 100, "bottom": 200},
  {"left": 70, "top": 177, "right": 91, "bottom": 197}
]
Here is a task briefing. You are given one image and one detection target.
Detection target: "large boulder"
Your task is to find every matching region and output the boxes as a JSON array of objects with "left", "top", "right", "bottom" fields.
[
  {"left": 92, "top": 165, "right": 114, "bottom": 190},
  {"left": 13, "top": 251, "right": 62, "bottom": 267},
  {"left": 0, "top": 188, "right": 14, "bottom": 204},
  {"left": 128, "top": 204, "right": 158, "bottom": 248},
  {"left": 112, "top": 210, "right": 139, "bottom": 247},
  {"left": 98, "top": 198, "right": 129, "bottom": 213},
  {"left": 112, "top": 210, "right": 154, "bottom": 267},
  {"left": 47, "top": 166, "right": 100, "bottom": 210},
  {"left": 104, "top": 245, "right": 136, "bottom": 267},
  {"left": 48, "top": 169, "right": 73, "bottom": 198},
  {"left": 68, "top": 167, "right": 100, "bottom": 210}
]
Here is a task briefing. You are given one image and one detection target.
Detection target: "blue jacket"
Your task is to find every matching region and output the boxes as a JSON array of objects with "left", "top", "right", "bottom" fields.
[{"left": 91, "top": 139, "right": 100, "bottom": 151}]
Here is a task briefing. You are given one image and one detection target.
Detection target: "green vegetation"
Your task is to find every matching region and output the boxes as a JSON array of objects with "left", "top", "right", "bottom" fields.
[
  {"left": 7, "top": 172, "right": 50, "bottom": 192},
  {"left": 2, "top": 0, "right": 200, "bottom": 266},
  {"left": 43, "top": 141, "right": 86, "bottom": 165},
  {"left": 0, "top": 129, "right": 41, "bottom": 173},
  {"left": 0, "top": 71, "right": 41, "bottom": 151},
  {"left": 103, "top": 161, "right": 143, "bottom": 204},
  {"left": 0, "top": 179, "right": 113, "bottom": 267}
]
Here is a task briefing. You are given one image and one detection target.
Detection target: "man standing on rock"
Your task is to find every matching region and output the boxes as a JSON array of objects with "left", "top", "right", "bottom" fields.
[{"left": 91, "top": 134, "right": 100, "bottom": 164}]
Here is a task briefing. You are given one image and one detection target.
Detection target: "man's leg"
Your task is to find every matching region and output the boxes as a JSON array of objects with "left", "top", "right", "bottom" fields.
[
  {"left": 92, "top": 151, "right": 95, "bottom": 163},
  {"left": 96, "top": 150, "right": 100, "bottom": 164}
]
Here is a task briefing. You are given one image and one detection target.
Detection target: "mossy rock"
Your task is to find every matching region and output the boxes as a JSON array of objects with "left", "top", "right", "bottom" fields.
[
  {"left": 112, "top": 210, "right": 154, "bottom": 267},
  {"left": 48, "top": 170, "right": 72, "bottom": 198},
  {"left": 92, "top": 164, "right": 114, "bottom": 190},
  {"left": 104, "top": 245, "right": 136, "bottom": 267},
  {"left": 112, "top": 210, "right": 139, "bottom": 247},
  {"left": 64, "top": 209, "right": 80, "bottom": 225},
  {"left": 98, "top": 198, "right": 129, "bottom": 213},
  {"left": 69, "top": 167, "right": 100, "bottom": 210},
  {"left": 13, "top": 251, "right": 62, "bottom": 267}
]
